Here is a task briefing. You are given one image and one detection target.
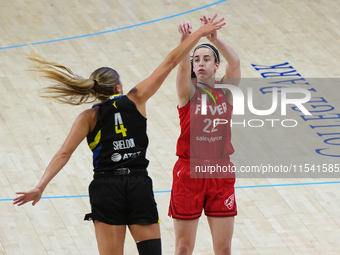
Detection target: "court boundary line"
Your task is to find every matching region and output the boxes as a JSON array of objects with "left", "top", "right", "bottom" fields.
[
  {"left": 3, "top": 181, "right": 340, "bottom": 202},
  {"left": 0, "top": 0, "right": 227, "bottom": 51}
]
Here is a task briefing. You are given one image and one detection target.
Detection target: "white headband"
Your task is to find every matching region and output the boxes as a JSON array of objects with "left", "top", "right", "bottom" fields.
[{"left": 194, "top": 45, "right": 219, "bottom": 62}]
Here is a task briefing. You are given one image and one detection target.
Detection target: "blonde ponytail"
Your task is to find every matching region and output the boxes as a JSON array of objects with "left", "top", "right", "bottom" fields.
[{"left": 28, "top": 47, "right": 119, "bottom": 105}]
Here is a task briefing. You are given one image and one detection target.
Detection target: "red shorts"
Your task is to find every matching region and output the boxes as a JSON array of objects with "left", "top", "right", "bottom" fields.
[{"left": 168, "top": 159, "right": 237, "bottom": 220}]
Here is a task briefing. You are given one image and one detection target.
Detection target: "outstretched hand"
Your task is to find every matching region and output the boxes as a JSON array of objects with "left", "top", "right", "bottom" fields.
[
  {"left": 197, "top": 14, "right": 225, "bottom": 37},
  {"left": 178, "top": 21, "right": 192, "bottom": 35},
  {"left": 178, "top": 21, "right": 192, "bottom": 42},
  {"left": 13, "top": 188, "right": 43, "bottom": 206},
  {"left": 200, "top": 15, "right": 220, "bottom": 41}
]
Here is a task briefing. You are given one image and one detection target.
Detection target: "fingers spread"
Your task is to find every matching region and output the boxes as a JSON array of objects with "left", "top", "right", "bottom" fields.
[
  {"left": 188, "top": 22, "right": 192, "bottom": 33},
  {"left": 210, "top": 14, "right": 218, "bottom": 22},
  {"left": 18, "top": 200, "right": 27, "bottom": 206},
  {"left": 200, "top": 18, "right": 205, "bottom": 26},
  {"left": 13, "top": 195, "right": 24, "bottom": 202},
  {"left": 13, "top": 197, "right": 26, "bottom": 206},
  {"left": 179, "top": 21, "right": 192, "bottom": 34},
  {"left": 203, "top": 16, "right": 209, "bottom": 23},
  {"left": 212, "top": 18, "right": 225, "bottom": 28},
  {"left": 178, "top": 24, "right": 184, "bottom": 34}
]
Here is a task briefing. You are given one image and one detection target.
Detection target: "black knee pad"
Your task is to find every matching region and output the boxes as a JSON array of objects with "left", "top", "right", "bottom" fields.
[{"left": 137, "top": 238, "right": 161, "bottom": 255}]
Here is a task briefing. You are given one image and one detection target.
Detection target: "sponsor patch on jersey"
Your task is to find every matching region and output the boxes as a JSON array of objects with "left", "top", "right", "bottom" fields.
[
  {"left": 111, "top": 151, "right": 142, "bottom": 162},
  {"left": 122, "top": 151, "right": 141, "bottom": 160},
  {"left": 111, "top": 153, "right": 122, "bottom": 162}
]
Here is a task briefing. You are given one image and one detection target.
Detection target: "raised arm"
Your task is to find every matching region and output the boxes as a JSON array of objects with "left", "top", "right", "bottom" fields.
[
  {"left": 176, "top": 21, "right": 194, "bottom": 108},
  {"left": 201, "top": 16, "right": 241, "bottom": 85},
  {"left": 127, "top": 14, "right": 225, "bottom": 116}
]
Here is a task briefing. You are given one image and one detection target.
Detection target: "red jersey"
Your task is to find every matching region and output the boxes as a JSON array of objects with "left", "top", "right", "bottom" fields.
[
  {"left": 169, "top": 84, "right": 237, "bottom": 219},
  {"left": 176, "top": 87, "right": 234, "bottom": 161}
]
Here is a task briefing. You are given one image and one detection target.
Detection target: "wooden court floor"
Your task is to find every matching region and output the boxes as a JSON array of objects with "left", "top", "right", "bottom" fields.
[{"left": 1, "top": 0, "right": 340, "bottom": 254}]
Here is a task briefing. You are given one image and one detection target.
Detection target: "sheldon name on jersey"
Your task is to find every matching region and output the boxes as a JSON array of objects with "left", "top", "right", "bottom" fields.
[{"left": 113, "top": 138, "right": 136, "bottom": 150}]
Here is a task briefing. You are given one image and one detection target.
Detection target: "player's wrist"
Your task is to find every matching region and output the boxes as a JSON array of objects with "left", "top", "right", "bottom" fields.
[
  {"left": 35, "top": 184, "right": 45, "bottom": 193},
  {"left": 180, "top": 33, "right": 190, "bottom": 42},
  {"left": 209, "top": 36, "right": 219, "bottom": 44}
]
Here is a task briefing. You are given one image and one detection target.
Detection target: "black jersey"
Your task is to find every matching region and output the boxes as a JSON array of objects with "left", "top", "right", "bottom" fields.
[{"left": 86, "top": 95, "right": 149, "bottom": 173}]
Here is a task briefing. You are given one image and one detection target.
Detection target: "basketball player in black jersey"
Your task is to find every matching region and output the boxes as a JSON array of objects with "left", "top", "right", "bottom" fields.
[{"left": 13, "top": 16, "right": 226, "bottom": 255}]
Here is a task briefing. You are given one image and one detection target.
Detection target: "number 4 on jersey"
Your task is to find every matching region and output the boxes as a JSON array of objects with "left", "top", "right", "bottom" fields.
[{"left": 114, "top": 112, "right": 127, "bottom": 137}]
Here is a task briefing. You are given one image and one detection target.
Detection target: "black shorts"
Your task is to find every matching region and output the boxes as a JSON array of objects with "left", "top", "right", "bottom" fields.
[{"left": 84, "top": 173, "right": 159, "bottom": 225}]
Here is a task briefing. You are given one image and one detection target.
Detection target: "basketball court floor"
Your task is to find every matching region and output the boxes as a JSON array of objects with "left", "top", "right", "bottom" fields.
[{"left": 1, "top": 0, "right": 340, "bottom": 254}]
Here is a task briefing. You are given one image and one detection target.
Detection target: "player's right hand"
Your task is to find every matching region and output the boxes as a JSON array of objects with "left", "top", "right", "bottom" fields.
[{"left": 178, "top": 21, "right": 192, "bottom": 36}]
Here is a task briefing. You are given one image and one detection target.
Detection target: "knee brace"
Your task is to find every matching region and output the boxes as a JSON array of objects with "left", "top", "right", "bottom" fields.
[{"left": 136, "top": 238, "right": 161, "bottom": 255}]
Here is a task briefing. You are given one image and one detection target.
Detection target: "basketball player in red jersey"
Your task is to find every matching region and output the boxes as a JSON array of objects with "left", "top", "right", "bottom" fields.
[{"left": 168, "top": 16, "right": 241, "bottom": 255}]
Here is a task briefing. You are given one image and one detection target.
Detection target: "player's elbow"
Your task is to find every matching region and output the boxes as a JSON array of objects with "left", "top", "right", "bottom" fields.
[
  {"left": 166, "top": 57, "right": 178, "bottom": 70},
  {"left": 58, "top": 148, "right": 73, "bottom": 161},
  {"left": 231, "top": 57, "right": 240, "bottom": 69}
]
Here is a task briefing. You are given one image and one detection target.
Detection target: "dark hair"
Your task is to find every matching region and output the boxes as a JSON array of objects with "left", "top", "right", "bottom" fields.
[{"left": 190, "top": 43, "right": 220, "bottom": 78}]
